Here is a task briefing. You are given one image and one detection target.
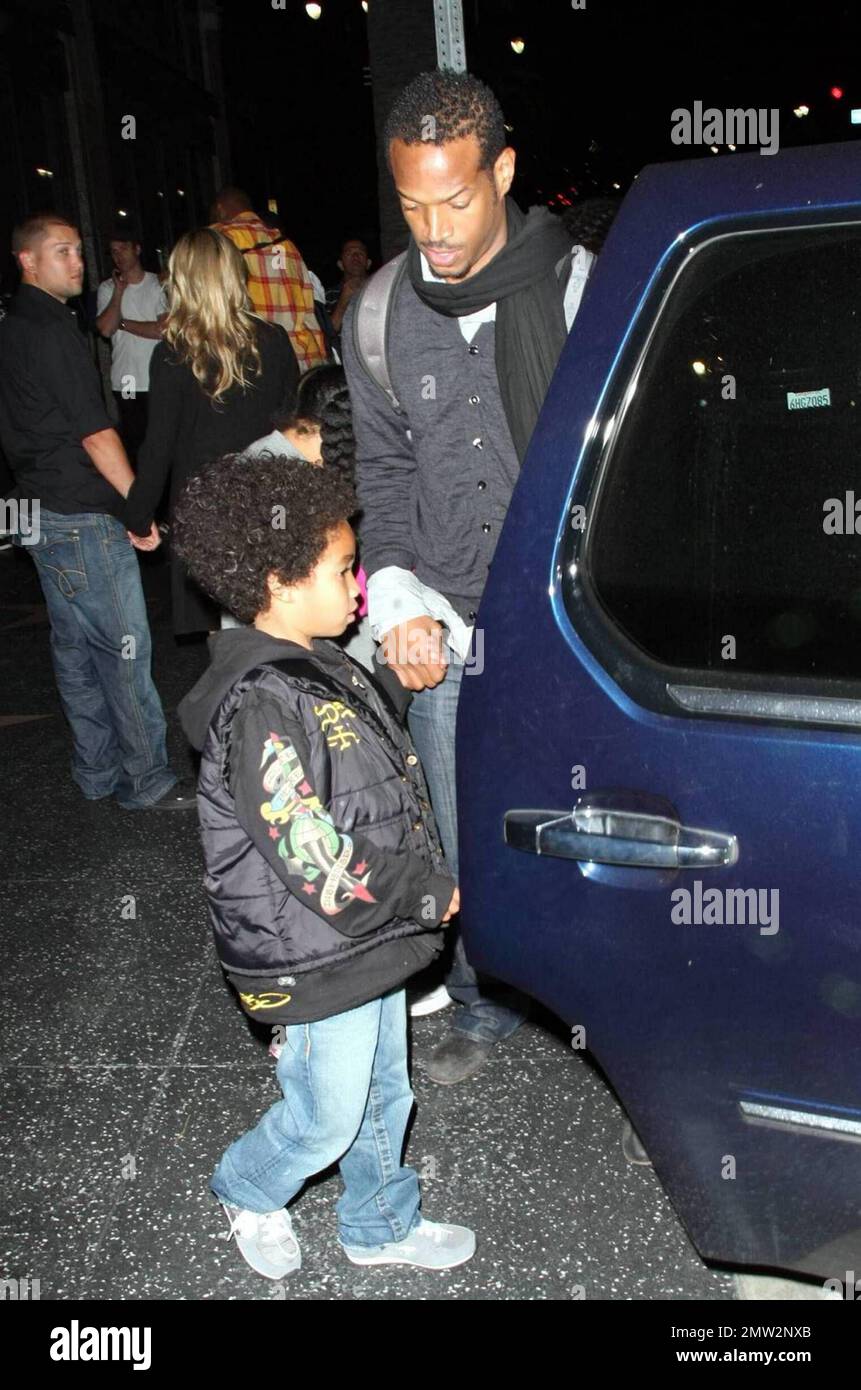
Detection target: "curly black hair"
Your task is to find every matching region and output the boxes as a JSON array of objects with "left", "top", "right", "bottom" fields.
[
  {"left": 171, "top": 452, "right": 358, "bottom": 626},
  {"left": 383, "top": 70, "right": 506, "bottom": 172},
  {"left": 274, "top": 363, "right": 355, "bottom": 479}
]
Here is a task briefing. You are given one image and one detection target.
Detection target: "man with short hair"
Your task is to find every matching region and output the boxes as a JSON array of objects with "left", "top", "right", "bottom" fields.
[
  {"left": 95, "top": 226, "right": 168, "bottom": 464},
  {"left": 342, "top": 71, "right": 594, "bottom": 1083},
  {"left": 210, "top": 187, "right": 326, "bottom": 373},
  {"left": 327, "top": 238, "right": 372, "bottom": 335},
  {"left": 0, "top": 213, "right": 190, "bottom": 810}
]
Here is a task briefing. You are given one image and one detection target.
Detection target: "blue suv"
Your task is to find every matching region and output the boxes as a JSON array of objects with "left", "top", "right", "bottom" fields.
[{"left": 458, "top": 140, "right": 861, "bottom": 1285}]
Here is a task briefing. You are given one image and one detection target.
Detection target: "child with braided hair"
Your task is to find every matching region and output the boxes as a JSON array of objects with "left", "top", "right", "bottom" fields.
[{"left": 220, "top": 364, "right": 373, "bottom": 668}]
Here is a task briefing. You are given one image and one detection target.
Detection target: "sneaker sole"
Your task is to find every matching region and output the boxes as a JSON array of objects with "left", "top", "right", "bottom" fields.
[{"left": 342, "top": 1242, "right": 475, "bottom": 1270}]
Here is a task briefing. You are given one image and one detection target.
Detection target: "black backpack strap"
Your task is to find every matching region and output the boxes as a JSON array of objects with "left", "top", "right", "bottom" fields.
[
  {"left": 239, "top": 232, "right": 291, "bottom": 255},
  {"left": 351, "top": 252, "right": 408, "bottom": 414}
]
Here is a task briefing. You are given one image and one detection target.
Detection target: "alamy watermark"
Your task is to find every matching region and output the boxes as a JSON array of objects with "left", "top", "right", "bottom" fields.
[
  {"left": 1, "top": 1276, "right": 40, "bottom": 1299},
  {"left": 671, "top": 102, "right": 779, "bottom": 156},
  {"left": 671, "top": 881, "right": 779, "bottom": 935},
  {"left": 823, "top": 1271, "right": 861, "bottom": 1299},
  {"left": 823, "top": 492, "right": 861, "bottom": 534},
  {"left": 50, "top": 1322, "right": 151, "bottom": 1370},
  {"left": 1, "top": 498, "right": 40, "bottom": 546},
  {"left": 376, "top": 625, "right": 485, "bottom": 676}
]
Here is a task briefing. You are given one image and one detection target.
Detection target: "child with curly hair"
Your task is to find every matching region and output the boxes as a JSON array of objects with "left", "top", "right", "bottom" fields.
[{"left": 174, "top": 452, "right": 473, "bottom": 1281}]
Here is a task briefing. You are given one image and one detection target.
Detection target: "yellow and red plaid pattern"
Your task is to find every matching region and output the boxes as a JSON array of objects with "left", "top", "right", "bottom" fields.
[{"left": 211, "top": 212, "right": 327, "bottom": 373}]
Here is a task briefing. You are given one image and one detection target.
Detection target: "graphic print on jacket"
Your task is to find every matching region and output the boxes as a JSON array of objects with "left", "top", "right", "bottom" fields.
[
  {"left": 259, "top": 726, "right": 378, "bottom": 915},
  {"left": 190, "top": 645, "right": 456, "bottom": 1022}
]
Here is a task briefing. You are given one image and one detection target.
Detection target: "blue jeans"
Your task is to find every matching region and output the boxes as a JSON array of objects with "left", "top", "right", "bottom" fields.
[
  {"left": 408, "top": 656, "right": 526, "bottom": 1044},
  {"left": 19, "top": 509, "right": 176, "bottom": 809},
  {"left": 211, "top": 991, "right": 421, "bottom": 1249}
]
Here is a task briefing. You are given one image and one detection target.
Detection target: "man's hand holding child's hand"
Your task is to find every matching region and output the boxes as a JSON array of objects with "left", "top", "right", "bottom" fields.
[{"left": 382, "top": 616, "right": 449, "bottom": 691}]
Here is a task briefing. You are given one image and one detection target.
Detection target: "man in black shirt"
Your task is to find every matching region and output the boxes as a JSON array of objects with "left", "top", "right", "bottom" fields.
[{"left": 0, "top": 213, "right": 190, "bottom": 810}]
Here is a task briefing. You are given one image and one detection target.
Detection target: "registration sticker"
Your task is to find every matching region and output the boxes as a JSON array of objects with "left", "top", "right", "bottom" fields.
[{"left": 786, "top": 387, "right": 831, "bottom": 410}]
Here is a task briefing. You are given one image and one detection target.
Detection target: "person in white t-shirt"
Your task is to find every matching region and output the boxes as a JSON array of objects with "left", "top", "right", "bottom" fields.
[{"left": 96, "top": 228, "right": 168, "bottom": 463}]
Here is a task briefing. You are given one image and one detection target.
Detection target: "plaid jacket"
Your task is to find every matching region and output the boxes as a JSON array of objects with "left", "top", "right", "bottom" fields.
[{"left": 211, "top": 212, "right": 327, "bottom": 373}]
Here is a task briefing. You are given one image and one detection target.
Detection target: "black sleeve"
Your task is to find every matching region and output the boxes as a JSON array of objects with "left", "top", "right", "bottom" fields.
[
  {"left": 124, "top": 345, "right": 185, "bottom": 534},
  {"left": 230, "top": 689, "right": 455, "bottom": 937},
  {"left": 45, "top": 328, "right": 113, "bottom": 441},
  {"left": 271, "top": 319, "right": 299, "bottom": 410}
]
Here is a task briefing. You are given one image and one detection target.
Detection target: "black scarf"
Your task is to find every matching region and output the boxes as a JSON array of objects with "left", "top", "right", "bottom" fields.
[{"left": 407, "top": 197, "right": 572, "bottom": 461}]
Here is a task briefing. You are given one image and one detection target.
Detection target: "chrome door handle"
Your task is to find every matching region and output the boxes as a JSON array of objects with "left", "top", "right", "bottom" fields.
[{"left": 504, "top": 803, "right": 738, "bottom": 870}]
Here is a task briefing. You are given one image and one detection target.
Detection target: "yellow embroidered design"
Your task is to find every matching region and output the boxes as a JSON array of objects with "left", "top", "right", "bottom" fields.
[
  {"left": 239, "top": 991, "right": 292, "bottom": 1012},
  {"left": 313, "top": 700, "right": 360, "bottom": 752}
]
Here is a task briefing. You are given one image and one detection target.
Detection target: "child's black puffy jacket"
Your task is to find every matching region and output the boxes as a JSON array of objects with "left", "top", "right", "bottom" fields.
[{"left": 179, "top": 627, "right": 454, "bottom": 1023}]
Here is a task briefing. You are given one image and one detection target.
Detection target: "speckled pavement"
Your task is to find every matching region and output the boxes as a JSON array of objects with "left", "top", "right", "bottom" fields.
[{"left": 0, "top": 545, "right": 736, "bottom": 1302}]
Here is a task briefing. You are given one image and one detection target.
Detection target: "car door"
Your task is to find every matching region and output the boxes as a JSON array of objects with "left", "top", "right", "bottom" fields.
[{"left": 457, "top": 144, "right": 861, "bottom": 1284}]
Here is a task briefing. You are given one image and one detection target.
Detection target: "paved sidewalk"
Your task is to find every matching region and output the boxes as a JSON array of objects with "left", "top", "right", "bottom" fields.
[{"left": 0, "top": 545, "right": 734, "bottom": 1301}]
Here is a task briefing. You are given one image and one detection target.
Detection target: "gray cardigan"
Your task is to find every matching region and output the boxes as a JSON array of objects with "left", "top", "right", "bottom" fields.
[
  {"left": 342, "top": 248, "right": 591, "bottom": 625},
  {"left": 343, "top": 276, "right": 521, "bottom": 624}
]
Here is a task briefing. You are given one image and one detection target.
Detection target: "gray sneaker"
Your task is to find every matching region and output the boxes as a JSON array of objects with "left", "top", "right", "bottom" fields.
[
  {"left": 342, "top": 1218, "right": 476, "bottom": 1270},
  {"left": 221, "top": 1202, "right": 301, "bottom": 1279}
]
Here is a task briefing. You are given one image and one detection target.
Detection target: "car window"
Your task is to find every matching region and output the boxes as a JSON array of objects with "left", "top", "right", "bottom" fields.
[{"left": 586, "top": 223, "right": 861, "bottom": 681}]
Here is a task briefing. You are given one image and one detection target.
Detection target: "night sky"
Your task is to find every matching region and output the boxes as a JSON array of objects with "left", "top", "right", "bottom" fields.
[{"left": 217, "top": 0, "right": 861, "bottom": 284}]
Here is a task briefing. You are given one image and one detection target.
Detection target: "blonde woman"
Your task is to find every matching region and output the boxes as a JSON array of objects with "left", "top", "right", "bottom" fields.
[{"left": 125, "top": 228, "right": 298, "bottom": 635}]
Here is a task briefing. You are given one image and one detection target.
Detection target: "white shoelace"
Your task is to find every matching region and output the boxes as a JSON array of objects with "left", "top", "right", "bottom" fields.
[
  {"left": 412, "top": 1220, "right": 446, "bottom": 1244},
  {"left": 222, "top": 1206, "right": 298, "bottom": 1255}
]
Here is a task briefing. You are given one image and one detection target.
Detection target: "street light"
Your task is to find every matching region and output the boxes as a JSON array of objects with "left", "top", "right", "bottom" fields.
[
  {"left": 306, "top": 3, "right": 322, "bottom": 17},
  {"left": 510, "top": 37, "right": 525, "bottom": 54}
]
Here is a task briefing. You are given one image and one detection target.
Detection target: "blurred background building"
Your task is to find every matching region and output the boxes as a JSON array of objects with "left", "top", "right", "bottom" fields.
[
  {"left": 0, "top": 0, "right": 229, "bottom": 292},
  {"left": 2, "top": 0, "right": 861, "bottom": 294}
]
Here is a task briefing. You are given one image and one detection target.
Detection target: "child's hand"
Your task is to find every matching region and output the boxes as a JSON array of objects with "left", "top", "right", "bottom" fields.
[{"left": 441, "top": 886, "right": 460, "bottom": 922}]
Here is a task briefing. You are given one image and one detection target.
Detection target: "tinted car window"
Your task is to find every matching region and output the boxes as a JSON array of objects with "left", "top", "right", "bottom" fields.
[{"left": 587, "top": 224, "right": 861, "bottom": 680}]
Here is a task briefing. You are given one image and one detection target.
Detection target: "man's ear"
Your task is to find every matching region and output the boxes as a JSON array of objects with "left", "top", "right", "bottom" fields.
[
  {"left": 16, "top": 251, "right": 34, "bottom": 278},
  {"left": 494, "top": 146, "right": 516, "bottom": 200},
  {"left": 336, "top": 259, "right": 343, "bottom": 273}
]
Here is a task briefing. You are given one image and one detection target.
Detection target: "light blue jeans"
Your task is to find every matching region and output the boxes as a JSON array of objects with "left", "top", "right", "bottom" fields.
[
  {"left": 211, "top": 991, "right": 421, "bottom": 1248},
  {"left": 19, "top": 508, "right": 176, "bottom": 809},
  {"left": 408, "top": 655, "right": 527, "bottom": 1043}
]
